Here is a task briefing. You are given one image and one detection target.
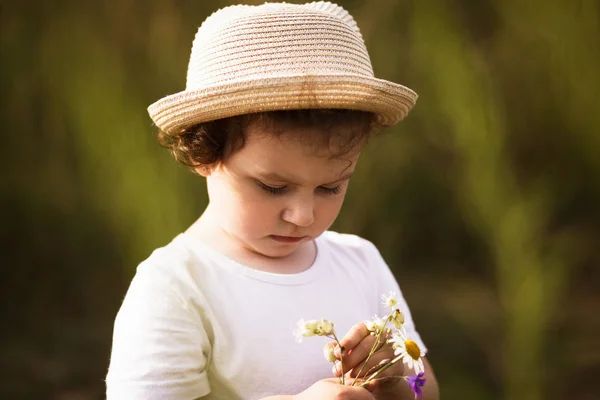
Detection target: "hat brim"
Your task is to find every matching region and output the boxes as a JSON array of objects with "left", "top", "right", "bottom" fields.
[{"left": 148, "top": 74, "right": 417, "bottom": 135}]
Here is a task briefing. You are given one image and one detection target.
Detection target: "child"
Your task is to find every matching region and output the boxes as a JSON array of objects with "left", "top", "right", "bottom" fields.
[{"left": 106, "top": 2, "right": 438, "bottom": 399}]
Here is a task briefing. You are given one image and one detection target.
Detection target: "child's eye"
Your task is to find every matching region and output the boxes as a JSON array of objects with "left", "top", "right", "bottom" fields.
[
  {"left": 258, "top": 181, "right": 287, "bottom": 195},
  {"left": 317, "top": 185, "right": 342, "bottom": 195}
]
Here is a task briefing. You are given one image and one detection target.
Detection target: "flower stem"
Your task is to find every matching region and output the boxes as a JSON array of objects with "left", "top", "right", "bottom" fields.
[
  {"left": 352, "top": 317, "right": 392, "bottom": 386},
  {"left": 351, "top": 336, "right": 381, "bottom": 385},
  {"left": 360, "top": 354, "right": 403, "bottom": 387},
  {"left": 363, "top": 358, "right": 391, "bottom": 378},
  {"left": 332, "top": 332, "right": 345, "bottom": 385}
]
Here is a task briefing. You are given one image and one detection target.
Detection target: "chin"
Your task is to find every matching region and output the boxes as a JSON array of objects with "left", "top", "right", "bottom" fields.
[
  {"left": 261, "top": 246, "right": 298, "bottom": 259},
  {"left": 251, "top": 242, "right": 300, "bottom": 259}
]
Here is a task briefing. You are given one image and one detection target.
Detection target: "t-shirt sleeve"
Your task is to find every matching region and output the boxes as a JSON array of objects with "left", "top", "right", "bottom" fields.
[
  {"left": 106, "top": 263, "right": 211, "bottom": 399},
  {"left": 365, "top": 240, "right": 428, "bottom": 355}
]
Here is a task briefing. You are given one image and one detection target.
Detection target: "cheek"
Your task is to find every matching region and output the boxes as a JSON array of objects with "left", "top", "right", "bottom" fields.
[
  {"left": 227, "top": 190, "right": 282, "bottom": 231},
  {"left": 243, "top": 198, "right": 280, "bottom": 222},
  {"left": 315, "top": 195, "right": 345, "bottom": 225}
]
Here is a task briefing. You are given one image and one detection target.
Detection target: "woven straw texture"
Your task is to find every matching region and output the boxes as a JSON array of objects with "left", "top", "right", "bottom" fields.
[{"left": 148, "top": 2, "right": 418, "bottom": 134}]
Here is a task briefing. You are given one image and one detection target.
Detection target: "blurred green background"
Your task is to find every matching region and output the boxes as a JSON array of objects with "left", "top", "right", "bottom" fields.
[{"left": 1, "top": 0, "right": 599, "bottom": 399}]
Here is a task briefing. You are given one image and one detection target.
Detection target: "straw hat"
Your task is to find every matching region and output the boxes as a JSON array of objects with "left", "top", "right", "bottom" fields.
[{"left": 148, "top": 2, "right": 418, "bottom": 135}]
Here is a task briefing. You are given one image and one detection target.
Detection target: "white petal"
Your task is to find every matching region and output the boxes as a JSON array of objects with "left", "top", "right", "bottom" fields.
[{"left": 414, "top": 359, "right": 425, "bottom": 374}]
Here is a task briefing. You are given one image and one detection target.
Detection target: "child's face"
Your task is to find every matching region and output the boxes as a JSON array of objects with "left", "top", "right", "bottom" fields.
[{"left": 203, "top": 123, "right": 361, "bottom": 259}]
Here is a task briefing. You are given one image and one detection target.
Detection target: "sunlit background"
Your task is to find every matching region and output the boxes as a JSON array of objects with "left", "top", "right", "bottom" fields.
[{"left": 1, "top": 0, "right": 599, "bottom": 399}]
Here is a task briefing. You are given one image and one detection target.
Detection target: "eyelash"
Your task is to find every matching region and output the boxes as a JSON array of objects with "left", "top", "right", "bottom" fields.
[
  {"left": 258, "top": 182, "right": 287, "bottom": 195},
  {"left": 257, "top": 182, "right": 342, "bottom": 196}
]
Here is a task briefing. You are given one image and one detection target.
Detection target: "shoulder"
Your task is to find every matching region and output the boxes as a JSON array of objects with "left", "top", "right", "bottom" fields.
[
  {"left": 115, "top": 234, "right": 214, "bottom": 339},
  {"left": 318, "top": 231, "right": 385, "bottom": 274},
  {"left": 319, "top": 230, "right": 381, "bottom": 257},
  {"left": 140, "top": 233, "right": 197, "bottom": 272},
  {"left": 108, "top": 235, "right": 212, "bottom": 399},
  {"left": 131, "top": 233, "right": 212, "bottom": 302},
  {"left": 318, "top": 231, "right": 396, "bottom": 285}
]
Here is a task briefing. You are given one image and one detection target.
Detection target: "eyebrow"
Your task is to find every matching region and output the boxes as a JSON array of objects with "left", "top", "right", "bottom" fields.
[{"left": 259, "top": 171, "right": 355, "bottom": 186}]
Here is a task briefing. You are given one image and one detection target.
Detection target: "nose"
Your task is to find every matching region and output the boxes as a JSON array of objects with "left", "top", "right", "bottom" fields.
[{"left": 282, "top": 196, "right": 315, "bottom": 227}]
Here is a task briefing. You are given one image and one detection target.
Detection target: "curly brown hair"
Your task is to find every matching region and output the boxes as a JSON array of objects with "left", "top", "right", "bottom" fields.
[{"left": 157, "top": 109, "right": 380, "bottom": 173}]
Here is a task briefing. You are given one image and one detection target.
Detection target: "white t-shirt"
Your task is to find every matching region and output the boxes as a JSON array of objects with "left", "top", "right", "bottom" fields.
[{"left": 106, "top": 231, "right": 427, "bottom": 400}]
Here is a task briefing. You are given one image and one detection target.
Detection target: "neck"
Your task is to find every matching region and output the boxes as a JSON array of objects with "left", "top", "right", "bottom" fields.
[{"left": 186, "top": 205, "right": 317, "bottom": 274}]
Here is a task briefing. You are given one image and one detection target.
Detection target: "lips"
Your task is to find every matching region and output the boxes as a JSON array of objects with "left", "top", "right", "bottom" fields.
[{"left": 270, "top": 235, "right": 306, "bottom": 243}]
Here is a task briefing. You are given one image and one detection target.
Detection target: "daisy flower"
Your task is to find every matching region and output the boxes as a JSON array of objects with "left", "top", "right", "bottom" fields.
[
  {"left": 318, "top": 319, "right": 335, "bottom": 336},
  {"left": 293, "top": 319, "right": 319, "bottom": 342},
  {"left": 294, "top": 319, "right": 335, "bottom": 342},
  {"left": 381, "top": 291, "right": 398, "bottom": 308},
  {"left": 364, "top": 314, "right": 387, "bottom": 334},
  {"left": 323, "top": 342, "right": 337, "bottom": 362},
  {"left": 391, "top": 308, "right": 405, "bottom": 329},
  {"left": 388, "top": 332, "right": 426, "bottom": 375}
]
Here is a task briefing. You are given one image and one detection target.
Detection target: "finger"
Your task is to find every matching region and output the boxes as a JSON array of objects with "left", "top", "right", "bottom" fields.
[
  {"left": 342, "top": 335, "right": 380, "bottom": 370},
  {"left": 320, "top": 377, "right": 343, "bottom": 384},
  {"left": 362, "top": 376, "right": 405, "bottom": 397},
  {"left": 332, "top": 336, "right": 375, "bottom": 376},
  {"left": 333, "top": 337, "right": 388, "bottom": 377},
  {"left": 348, "top": 349, "right": 401, "bottom": 379},
  {"left": 336, "top": 322, "right": 370, "bottom": 357},
  {"left": 342, "top": 386, "right": 376, "bottom": 400}
]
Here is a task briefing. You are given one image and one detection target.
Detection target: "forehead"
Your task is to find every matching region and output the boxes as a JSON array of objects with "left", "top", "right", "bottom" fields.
[
  {"left": 246, "top": 118, "right": 364, "bottom": 155},
  {"left": 228, "top": 126, "right": 361, "bottom": 182}
]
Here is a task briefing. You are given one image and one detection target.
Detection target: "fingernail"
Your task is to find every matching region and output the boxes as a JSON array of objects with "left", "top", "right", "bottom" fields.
[{"left": 334, "top": 345, "right": 343, "bottom": 357}]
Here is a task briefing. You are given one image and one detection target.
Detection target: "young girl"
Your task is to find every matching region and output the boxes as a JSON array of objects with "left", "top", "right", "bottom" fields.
[{"left": 106, "top": 2, "right": 438, "bottom": 399}]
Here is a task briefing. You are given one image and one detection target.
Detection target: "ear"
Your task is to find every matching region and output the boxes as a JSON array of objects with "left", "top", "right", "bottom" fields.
[{"left": 195, "top": 164, "right": 213, "bottom": 177}]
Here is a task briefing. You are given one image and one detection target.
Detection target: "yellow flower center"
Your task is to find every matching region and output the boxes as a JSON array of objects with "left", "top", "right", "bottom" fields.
[{"left": 405, "top": 340, "right": 421, "bottom": 360}]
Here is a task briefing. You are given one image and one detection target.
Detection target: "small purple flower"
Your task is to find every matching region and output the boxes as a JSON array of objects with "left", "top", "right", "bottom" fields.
[{"left": 406, "top": 372, "right": 427, "bottom": 399}]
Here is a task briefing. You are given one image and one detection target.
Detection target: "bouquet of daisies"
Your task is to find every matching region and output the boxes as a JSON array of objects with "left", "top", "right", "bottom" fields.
[{"left": 293, "top": 292, "right": 427, "bottom": 399}]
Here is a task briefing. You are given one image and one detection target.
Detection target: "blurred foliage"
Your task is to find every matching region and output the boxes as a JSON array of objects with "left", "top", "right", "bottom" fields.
[{"left": 1, "top": 0, "right": 599, "bottom": 399}]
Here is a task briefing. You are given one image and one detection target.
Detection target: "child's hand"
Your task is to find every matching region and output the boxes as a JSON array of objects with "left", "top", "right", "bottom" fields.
[
  {"left": 333, "top": 322, "right": 404, "bottom": 380},
  {"left": 363, "top": 376, "right": 416, "bottom": 400},
  {"left": 294, "top": 378, "right": 375, "bottom": 400}
]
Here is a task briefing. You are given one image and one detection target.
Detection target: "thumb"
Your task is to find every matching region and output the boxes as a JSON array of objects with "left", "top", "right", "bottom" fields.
[
  {"left": 340, "top": 384, "right": 376, "bottom": 400},
  {"left": 361, "top": 376, "right": 405, "bottom": 397}
]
